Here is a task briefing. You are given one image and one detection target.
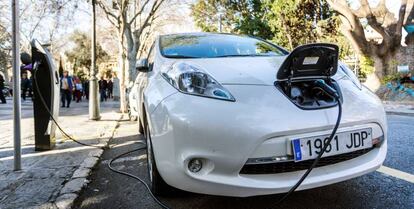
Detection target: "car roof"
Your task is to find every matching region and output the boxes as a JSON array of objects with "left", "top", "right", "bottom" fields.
[{"left": 159, "top": 32, "right": 249, "bottom": 38}]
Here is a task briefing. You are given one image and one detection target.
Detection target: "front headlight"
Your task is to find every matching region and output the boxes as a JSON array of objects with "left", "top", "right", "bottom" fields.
[
  {"left": 161, "top": 62, "right": 235, "bottom": 101},
  {"left": 339, "top": 63, "right": 362, "bottom": 89}
]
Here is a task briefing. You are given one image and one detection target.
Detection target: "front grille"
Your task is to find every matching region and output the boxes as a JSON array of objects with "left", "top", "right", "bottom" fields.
[{"left": 240, "top": 148, "right": 375, "bottom": 174}]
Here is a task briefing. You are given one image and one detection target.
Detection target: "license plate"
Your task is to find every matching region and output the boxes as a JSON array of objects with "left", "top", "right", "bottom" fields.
[{"left": 292, "top": 128, "right": 372, "bottom": 162}]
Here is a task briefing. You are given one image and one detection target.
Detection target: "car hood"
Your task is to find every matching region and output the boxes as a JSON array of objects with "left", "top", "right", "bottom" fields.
[{"left": 184, "top": 56, "right": 287, "bottom": 85}]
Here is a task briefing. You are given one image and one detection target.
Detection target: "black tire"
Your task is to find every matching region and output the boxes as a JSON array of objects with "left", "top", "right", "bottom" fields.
[
  {"left": 138, "top": 118, "right": 144, "bottom": 134},
  {"left": 145, "top": 125, "right": 175, "bottom": 196}
]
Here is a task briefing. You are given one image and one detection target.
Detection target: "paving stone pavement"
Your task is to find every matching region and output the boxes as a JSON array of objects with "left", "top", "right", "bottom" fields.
[{"left": 0, "top": 98, "right": 123, "bottom": 209}]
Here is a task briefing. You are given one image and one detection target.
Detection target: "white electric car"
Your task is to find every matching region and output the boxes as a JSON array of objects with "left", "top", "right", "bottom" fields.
[{"left": 134, "top": 33, "right": 387, "bottom": 197}]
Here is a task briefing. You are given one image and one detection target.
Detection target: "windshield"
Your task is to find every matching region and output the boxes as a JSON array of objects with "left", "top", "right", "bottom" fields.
[{"left": 160, "top": 34, "right": 287, "bottom": 59}]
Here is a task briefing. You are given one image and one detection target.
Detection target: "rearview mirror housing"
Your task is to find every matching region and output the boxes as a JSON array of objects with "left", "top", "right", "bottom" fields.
[{"left": 136, "top": 58, "right": 150, "bottom": 72}]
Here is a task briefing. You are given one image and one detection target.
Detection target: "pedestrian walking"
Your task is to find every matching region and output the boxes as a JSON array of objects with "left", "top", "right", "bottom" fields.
[
  {"left": 0, "top": 74, "right": 6, "bottom": 104},
  {"left": 98, "top": 77, "right": 107, "bottom": 102},
  {"left": 72, "top": 76, "right": 77, "bottom": 102},
  {"left": 107, "top": 79, "right": 113, "bottom": 99},
  {"left": 60, "top": 71, "right": 74, "bottom": 108},
  {"left": 21, "top": 72, "right": 31, "bottom": 101},
  {"left": 83, "top": 80, "right": 89, "bottom": 100},
  {"left": 8, "top": 76, "right": 13, "bottom": 96},
  {"left": 74, "top": 77, "right": 83, "bottom": 103},
  {"left": 28, "top": 76, "right": 33, "bottom": 99}
]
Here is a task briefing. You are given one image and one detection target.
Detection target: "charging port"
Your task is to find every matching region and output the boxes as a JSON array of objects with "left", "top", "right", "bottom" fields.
[
  {"left": 275, "top": 78, "right": 341, "bottom": 110},
  {"left": 275, "top": 43, "right": 341, "bottom": 110}
]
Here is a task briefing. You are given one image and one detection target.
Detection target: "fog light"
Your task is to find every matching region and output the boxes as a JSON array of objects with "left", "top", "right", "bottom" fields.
[{"left": 188, "top": 159, "right": 203, "bottom": 173}]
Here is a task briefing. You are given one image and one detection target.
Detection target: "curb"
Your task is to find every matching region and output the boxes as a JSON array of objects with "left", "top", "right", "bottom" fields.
[
  {"left": 52, "top": 114, "right": 124, "bottom": 209},
  {"left": 386, "top": 111, "right": 414, "bottom": 117}
]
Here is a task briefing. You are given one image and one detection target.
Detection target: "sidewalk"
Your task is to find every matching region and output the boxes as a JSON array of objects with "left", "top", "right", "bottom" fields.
[
  {"left": 383, "top": 101, "right": 414, "bottom": 116},
  {"left": 0, "top": 98, "right": 123, "bottom": 209}
]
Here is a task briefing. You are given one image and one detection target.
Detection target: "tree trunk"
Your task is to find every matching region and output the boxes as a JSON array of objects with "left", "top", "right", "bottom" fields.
[
  {"left": 127, "top": 50, "right": 137, "bottom": 83},
  {"left": 378, "top": 54, "right": 394, "bottom": 76},
  {"left": 364, "top": 54, "right": 393, "bottom": 91},
  {"left": 118, "top": 35, "right": 128, "bottom": 113},
  {"left": 124, "top": 25, "right": 137, "bottom": 83}
]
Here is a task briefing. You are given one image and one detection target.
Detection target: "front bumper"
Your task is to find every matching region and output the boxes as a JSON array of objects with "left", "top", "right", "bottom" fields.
[{"left": 148, "top": 85, "right": 387, "bottom": 197}]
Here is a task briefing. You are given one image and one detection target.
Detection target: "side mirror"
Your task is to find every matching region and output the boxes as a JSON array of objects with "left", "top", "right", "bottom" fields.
[{"left": 136, "top": 58, "right": 150, "bottom": 72}]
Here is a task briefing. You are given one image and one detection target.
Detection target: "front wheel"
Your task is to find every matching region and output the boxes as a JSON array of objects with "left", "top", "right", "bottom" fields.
[{"left": 145, "top": 126, "right": 175, "bottom": 196}]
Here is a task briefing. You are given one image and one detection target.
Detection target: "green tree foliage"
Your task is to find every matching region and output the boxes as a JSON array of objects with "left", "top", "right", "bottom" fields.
[
  {"left": 65, "top": 31, "right": 109, "bottom": 74},
  {"left": 191, "top": 0, "right": 273, "bottom": 39},
  {"left": 359, "top": 55, "right": 375, "bottom": 77},
  {"left": 265, "top": 0, "right": 344, "bottom": 51},
  {"left": 191, "top": 0, "right": 352, "bottom": 58}
]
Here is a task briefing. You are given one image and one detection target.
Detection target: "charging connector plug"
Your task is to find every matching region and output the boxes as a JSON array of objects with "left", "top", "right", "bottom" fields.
[{"left": 314, "top": 79, "right": 339, "bottom": 99}]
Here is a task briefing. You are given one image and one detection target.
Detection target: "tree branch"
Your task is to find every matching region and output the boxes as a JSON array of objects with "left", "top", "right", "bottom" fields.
[
  {"left": 96, "top": 0, "right": 120, "bottom": 28},
  {"left": 139, "top": 0, "right": 165, "bottom": 34},
  {"left": 395, "top": 0, "right": 408, "bottom": 37},
  {"left": 351, "top": 0, "right": 390, "bottom": 39},
  {"left": 327, "top": 0, "right": 359, "bottom": 29},
  {"left": 129, "top": 0, "right": 151, "bottom": 25},
  {"left": 403, "top": 0, "right": 414, "bottom": 24},
  {"left": 327, "top": 0, "right": 367, "bottom": 41},
  {"left": 366, "top": 16, "right": 389, "bottom": 40},
  {"left": 327, "top": 0, "right": 371, "bottom": 54}
]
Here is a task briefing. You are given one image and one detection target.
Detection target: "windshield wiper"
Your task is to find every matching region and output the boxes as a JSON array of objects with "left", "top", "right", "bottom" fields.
[
  {"left": 164, "top": 54, "right": 272, "bottom": 59},
  {"left": 213, "top": 54, "right": 270, "bottom": 58},
  {"left": 164, "top": 55, "right": 200, "bottom": 59}
]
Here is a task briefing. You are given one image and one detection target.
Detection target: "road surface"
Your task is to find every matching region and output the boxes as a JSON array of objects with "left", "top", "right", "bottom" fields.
[{"left": 74, "top": 115, "right": 414, "bottom": 209}]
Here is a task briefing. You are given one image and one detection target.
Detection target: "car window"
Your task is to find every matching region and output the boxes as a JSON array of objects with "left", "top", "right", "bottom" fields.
[{"left": 160, "top": 34, "right": 287, "bottom": 59}]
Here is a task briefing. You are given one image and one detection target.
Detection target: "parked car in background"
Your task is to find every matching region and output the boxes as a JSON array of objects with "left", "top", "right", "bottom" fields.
[
  {"left": 127, "top": 81, "right": 138, "bottom": 121},
  {"left": 127, "top": 73, "right": 147, "bottom": 122}
]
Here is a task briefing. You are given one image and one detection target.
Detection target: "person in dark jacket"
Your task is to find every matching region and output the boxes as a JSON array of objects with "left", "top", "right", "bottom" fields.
[
  {"left": 107, "top": 79, "right": 113, "bottom": 99},
  {"left": 60, "top": 71, "right": 74, "bottom": 108},
  {"left": 21, "top": 72, "right": 31, "bottom": 101},
  {"left": 8, "top": 76, "right": 13, "bottom": 96},
  {"left": 98, "top": 77, "right": 108, "bottom": 102},
  {"left": 0, "top": 74, "right": 6, "bottom": 104},
  {"left": 83, "top": 80, "right": 89, "bottom": 100},
  {"left": 73, "top": 76, "right": 83, "bottom": 103}
]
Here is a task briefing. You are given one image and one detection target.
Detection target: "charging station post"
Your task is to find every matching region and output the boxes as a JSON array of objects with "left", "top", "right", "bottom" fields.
[
  {"left": 11, "top": 0, "right": 21, "bottom": 171},
  {"left": 31, "top": 40, "right": 60, "bottom": 151}
]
